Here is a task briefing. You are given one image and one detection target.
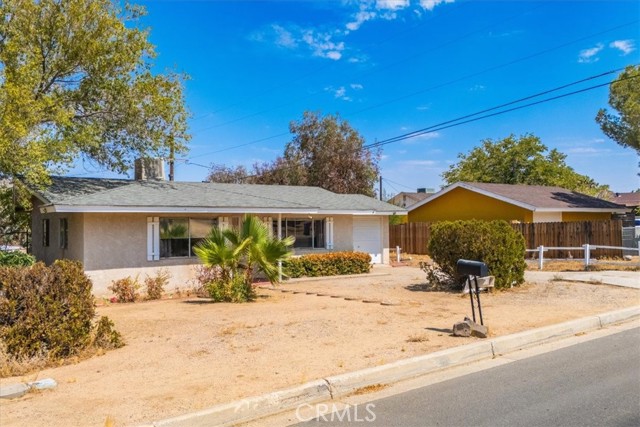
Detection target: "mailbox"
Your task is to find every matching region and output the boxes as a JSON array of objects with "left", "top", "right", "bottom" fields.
[{"left": 456, "top": 259, "right": 488, "bottom": 277}]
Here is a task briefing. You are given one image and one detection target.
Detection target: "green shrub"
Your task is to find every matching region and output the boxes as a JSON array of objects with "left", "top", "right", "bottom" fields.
[
  {"left": 206, "top": 275, "right": 256, "bottom": 303},
  {"left": 144, "top": 269, "right": 170, "bottom": 300},
  {"left": 427, "top": 220, "right": 526, "bottom": 290},
  {"left": 283, "top": 251, "right": 372, "bottom": 278},
  {"left": 0, "top": 260, "right": 95, "bottom": 358},
  {"left": 0, "top": 251, "right": 34, "bottom": 267},
  {"left": 108, "top": 275, "right": 140, "bottom": 303}
]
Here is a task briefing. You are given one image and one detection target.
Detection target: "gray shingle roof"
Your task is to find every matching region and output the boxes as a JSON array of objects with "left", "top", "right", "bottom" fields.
[
  {"left": 35, "top": 176, "right": 405, "bottom": 214},
  {"left": 465, "top": 182, "right": 626, "bottom": 210}
]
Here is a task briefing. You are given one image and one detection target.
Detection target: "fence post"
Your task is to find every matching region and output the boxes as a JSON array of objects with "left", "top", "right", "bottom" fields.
[
  {"left": 538, "top": 245, "right": 544, "bottom": 270},
  {"left": 396, "top": 246, "right": 401, "bottom": 263},
  {"left": 583, "top": 244, "right": 590, "bottom": 268}
]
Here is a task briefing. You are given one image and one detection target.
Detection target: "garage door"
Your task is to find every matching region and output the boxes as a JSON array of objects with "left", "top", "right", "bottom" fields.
[{"left": 353, "top": 217, "right": 382, "bottom": 264}]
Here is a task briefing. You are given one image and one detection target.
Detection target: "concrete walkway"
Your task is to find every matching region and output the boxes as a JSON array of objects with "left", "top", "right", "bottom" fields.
[{"left": 525, "top": 270, "right": 640, "bottom": 289}]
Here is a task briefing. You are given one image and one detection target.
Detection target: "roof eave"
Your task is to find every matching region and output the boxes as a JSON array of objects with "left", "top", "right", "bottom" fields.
[{"left": 42, "top": 205, "right": 406, "bottom": 216}]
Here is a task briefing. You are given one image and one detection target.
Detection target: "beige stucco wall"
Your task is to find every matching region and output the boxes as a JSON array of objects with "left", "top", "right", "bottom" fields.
[
  {"left": 31, "top": 198, "right": 84, "bottom": 265},
  {"left": 30, "top": 209, "right": 392, "bottom": 294}
]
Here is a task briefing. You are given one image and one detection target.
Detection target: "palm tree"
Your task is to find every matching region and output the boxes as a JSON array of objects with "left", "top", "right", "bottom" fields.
[{"left": 193, "top": 215, "right": 294, "bottom": 285}]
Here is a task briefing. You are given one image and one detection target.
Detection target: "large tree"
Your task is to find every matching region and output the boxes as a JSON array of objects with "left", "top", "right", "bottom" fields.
[
  {"left": 442, "top": 134, "right": 608, "bottom": 196},
  {"left": 596, "top": 65, "right": 640, "bottom": 154},
  {"left": 0, "top": 0, "right": 190, "bottom": 186},
  {"left": 207, "top": 111, "right": 380, "bottom": 196}
]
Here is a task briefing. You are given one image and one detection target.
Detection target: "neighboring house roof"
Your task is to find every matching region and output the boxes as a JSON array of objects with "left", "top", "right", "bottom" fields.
[
  {"left": 33, "top": 176, "right": 406, "bottom": 215},
  {"left": 610, "top": 192, "right": 640, "bottom": 208},
  {"left": 409, "top": 182, "right": 627, "bottom": 213},
  {"left": 387, "top": 192, "right": 432, "bottom": 208}
]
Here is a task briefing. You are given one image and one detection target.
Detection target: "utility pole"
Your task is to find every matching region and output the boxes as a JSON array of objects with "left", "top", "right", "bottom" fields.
[{"left": 379, "top": 176, "right": 383, "bottom": 201}]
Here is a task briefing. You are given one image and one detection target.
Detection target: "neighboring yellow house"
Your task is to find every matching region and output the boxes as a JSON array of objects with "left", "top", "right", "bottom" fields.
[{"left": 408, "top": 182, "right": 628, "bottom": 223}]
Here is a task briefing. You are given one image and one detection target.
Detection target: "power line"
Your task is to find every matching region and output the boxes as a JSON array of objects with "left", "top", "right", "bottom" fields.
[
  {"left": 364, "top": 66, "right": 631, "bottom": 148},
  {"left": 365, "top": 73, "right": 640, "bottom": 149},
  {"left": 184, "top": 21, "right": 637, "bottom": 161}
]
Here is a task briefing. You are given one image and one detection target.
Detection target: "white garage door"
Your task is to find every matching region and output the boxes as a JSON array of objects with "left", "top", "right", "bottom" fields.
[{"left": 353, "top": 217, "right": 382, "bottom": 264}]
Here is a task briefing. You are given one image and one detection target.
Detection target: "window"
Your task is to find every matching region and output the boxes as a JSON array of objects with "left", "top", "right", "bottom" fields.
[
  {"left": 59, "top": 218, "right": 68, "bottom": 249},
  {"left": 42, "top": 219, "right": 50, "bottom": 247},
  {"left": 274, "top": 218, "right": 326, "bottom": 249},
  {"left": 159, "top": 218, "right": 218, "bottom": 258}
]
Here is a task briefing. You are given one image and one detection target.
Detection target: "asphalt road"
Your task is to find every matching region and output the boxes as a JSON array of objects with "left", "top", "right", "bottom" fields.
[{"left": 296, "top": 327, "right": 640, "bottom": 427}]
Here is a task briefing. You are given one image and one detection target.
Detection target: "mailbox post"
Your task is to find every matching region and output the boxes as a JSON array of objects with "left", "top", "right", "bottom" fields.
[{"left": 456, "top": 259, "right": 488, "bottom": 326}]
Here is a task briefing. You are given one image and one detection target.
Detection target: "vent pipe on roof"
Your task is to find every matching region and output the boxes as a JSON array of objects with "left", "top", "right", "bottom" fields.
[{"left": 134, "top": 158, "right": 165, "bottom": 181}]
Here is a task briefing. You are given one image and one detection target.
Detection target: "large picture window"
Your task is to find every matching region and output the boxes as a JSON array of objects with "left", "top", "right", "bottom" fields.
[
  {"left": 274, "top": 218, "right": 326, "bottom": 249},
  {"left": 159, "top": 218, "right": 218, "bottom": 258}
]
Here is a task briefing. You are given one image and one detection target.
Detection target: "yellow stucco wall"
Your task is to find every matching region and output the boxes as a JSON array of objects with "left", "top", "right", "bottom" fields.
[
  {"left": 408, "top": 187, "right": 533, "bottom": 222},
  {"left": 562, "top": 212, "right": 612, "bottom": 222}
]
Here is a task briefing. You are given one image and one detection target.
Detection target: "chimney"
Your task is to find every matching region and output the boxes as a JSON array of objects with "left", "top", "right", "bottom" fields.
[
  {"left": 417, "top": 188, "right": 426, "bottom": 193},
  {"left": 134, "top": 158, "right": 166, "bottom": 181}
]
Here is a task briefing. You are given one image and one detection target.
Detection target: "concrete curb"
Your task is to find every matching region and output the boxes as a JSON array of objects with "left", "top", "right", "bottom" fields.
[{"left": 146, "top": 306, "right": 640, "bottom": 427}]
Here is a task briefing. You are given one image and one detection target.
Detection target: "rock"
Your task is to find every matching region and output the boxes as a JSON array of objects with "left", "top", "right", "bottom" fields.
[
  {"left": 27, "top": 378, "right": 57, "bottom": 391},
  {"left": 452, "top": 321, "right": 471, "bottom": 337},
  {"left": 624, "top": 255, "right": 633, "bottom": 261},
  {"left": 452, "top": 317, "right": 489, "bottom": 338},
  {"left": 0, "top": 383, "right": 29, "bottom": 399}
]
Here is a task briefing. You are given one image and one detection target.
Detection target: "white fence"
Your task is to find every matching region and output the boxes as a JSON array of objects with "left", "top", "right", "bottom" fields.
[{"left": 525, "top": 243, "right": 640, "bottom": 270}]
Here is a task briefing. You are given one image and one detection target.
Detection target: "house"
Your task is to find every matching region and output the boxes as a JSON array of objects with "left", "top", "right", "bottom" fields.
[
  {"left": 387, "top": 189, "right": 433, "bottom": 208},
  {"left": 27, "top": 166, "right": 405, "bottom": 294},
  {"left": 407, "top": 182, "right": 627, "bottom": 223}
]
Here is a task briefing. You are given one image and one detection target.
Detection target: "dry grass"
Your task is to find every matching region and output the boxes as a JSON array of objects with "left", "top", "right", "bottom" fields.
[
  {"left": 405, "top": 334, "right": 430, "bottom": 343},
  {"left": 526, "top": 259, "right": 640, "bottom": 272},
  {"left": 351, "top": 383, "right": 388, "bottom": 396}
]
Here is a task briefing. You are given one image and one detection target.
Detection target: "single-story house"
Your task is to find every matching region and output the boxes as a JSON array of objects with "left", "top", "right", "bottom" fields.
[
  {"left": 387, "top": 190, "right": 433, "bottom": 208},
  {"left": 28, "top": 171, "right": 405, "bottom": 295},
  {"left": 407, "top": 182, "right": 628, "bottom": 223}
]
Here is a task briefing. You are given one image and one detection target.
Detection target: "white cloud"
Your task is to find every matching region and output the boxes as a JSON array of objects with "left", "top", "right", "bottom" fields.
[
  {"left": 610, "top": 39, "right": 635, "bottom": 55},
  {"left": 346, "top": 9, "right": 377, "bottom": 31},
  {"left": 302, "top": 30, "right": 344, "bottom": 60},
  {"left": 398, "top": 159, "right": 439, "bottom": 167},
  {"left": 578, "top": 43, "right": 604, "bottom": 63},
  {"left": 255, "top": 0, "right": 453, "bottom": 61},
  {"left": 420, "top": 0, "right": 455, "bottom": 11},
  {"left": 416, "top": 104, "right": 430, "bottom": 111},
  {"left": 401, "top": 131, "right": 440, "bottom": 144},
  {"left": 469, "top": 84, "right": 485, "bottom": 92},
  {"left": 325, "top": 86, "right": 352, "bottom": 101},
  {"left": 272, "top": 24, "right": 297, "bottom": 48},
  {"left": 376, "top": 0, "right": 410, "bottom": 11},
  {"left": 350, "top": 83, "right": 364, "bottom": 90}
]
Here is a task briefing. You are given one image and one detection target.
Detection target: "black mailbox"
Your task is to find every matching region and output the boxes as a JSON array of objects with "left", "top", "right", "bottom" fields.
[{"left": 456, "top": 259, "right": 488, "bottom": 277}]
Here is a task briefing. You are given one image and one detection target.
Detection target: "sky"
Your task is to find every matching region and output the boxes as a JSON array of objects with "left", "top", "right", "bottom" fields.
[{"left": 70, "top": 0, "right": 640, "bottom": 195}]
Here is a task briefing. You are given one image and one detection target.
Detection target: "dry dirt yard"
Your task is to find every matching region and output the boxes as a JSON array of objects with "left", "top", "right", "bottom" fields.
[{"left": 1, "top": 266, "right": 639, "bottom": 427}]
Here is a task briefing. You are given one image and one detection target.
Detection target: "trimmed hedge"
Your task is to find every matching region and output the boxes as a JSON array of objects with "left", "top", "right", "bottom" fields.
[
  {"left": 284, "top": 251, "right": 371, "bottom": 278},
  {"left": 0, "top": 260, "right": 123, "bottom": 360},
  {"left": 0, "top": 251, "right": 34, "bottom": 267},
  {"left": 427, "top": 220, "right": 526, "bottom": 290}
]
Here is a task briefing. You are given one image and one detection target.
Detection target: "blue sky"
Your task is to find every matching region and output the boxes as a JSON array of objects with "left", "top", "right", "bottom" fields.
[{"left": 72, "top": 0, "right": 639, "bottom": 194}]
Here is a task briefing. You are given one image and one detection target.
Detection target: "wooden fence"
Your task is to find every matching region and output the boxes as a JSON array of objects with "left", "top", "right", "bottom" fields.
[{"left": 389, "top": 220, "right": 624, "bottom": 258}]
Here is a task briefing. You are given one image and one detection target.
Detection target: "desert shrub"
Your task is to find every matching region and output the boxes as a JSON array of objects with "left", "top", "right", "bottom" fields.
[
  {"left": 283, "top": 251, "right": 371, "bottom": 278},
  {"left": 93, "top": 316, "right": 124, "bottom": 350},
  {"left": 0, "top": 251, "right": 34, "bottom": 267},
  {"left": 206, "top": 274, "right": 256, "bottom": 303},
  {"left": 108, "top": 275, "right": 140, "bottom": 303},
  {"left": 0, "top": 260, "right": 95, "bottom": 359},
  {"left": 427, "top": 220, "right": 526, "bottom": 290},
  {"left": 144, "top": 269, "right": 171, "bottom": 300}
]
